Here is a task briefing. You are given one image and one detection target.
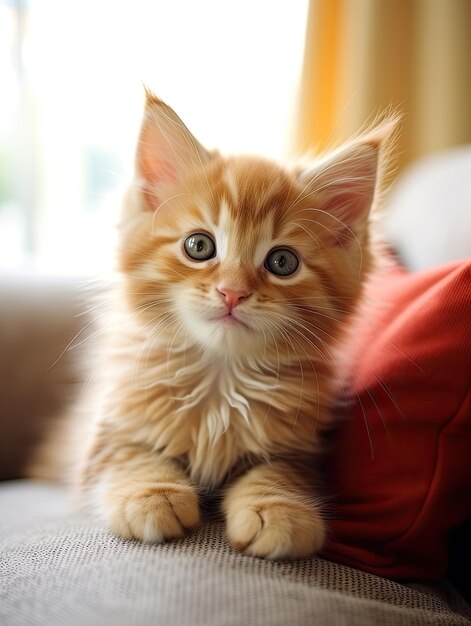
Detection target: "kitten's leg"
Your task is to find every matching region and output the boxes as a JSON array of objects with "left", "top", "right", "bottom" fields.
[
  {"left": 82, "top": 446, "right": 199, "bottom": 543},
  {"left": 223, "top": 462, "right": 325, "bottom": 559}
]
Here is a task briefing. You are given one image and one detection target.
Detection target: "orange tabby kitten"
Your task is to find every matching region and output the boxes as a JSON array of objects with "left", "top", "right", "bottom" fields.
[{"left": 78, "top": 90, "right": 395, "bottom": 559}]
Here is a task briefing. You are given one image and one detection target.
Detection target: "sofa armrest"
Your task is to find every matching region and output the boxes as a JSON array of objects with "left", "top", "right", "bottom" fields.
[{"left": 0, "top": 273, "right": 86, "bottom": 480}]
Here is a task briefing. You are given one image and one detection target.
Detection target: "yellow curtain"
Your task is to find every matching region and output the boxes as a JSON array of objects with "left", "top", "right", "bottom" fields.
[{"left": 296, "top": 0, "right": 471, "bottom": 171}]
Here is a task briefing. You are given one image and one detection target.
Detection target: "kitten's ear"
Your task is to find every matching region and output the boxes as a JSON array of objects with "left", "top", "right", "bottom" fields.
[
  {"left": 136, "top": 88, "right": 211, "bottom": 210},
  {"left": 298, "top": 118, "right": 397, "bottom": 242}
]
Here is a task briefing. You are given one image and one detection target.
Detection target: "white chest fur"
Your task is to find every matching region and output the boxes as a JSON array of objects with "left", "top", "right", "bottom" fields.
[
  {"left": 149, "top": 358, "right": 279, "bottom": 488},
  {"left": 107, "top": 322, "right": 321, "bottom": 491}
]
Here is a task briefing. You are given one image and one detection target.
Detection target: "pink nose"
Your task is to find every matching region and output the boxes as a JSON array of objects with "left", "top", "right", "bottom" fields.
[{"left": 217, "top": 287, "right": 251, "bottom": 310}]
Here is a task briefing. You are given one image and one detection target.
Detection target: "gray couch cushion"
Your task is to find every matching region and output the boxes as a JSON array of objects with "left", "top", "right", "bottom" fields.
[{"left": 1, "top": 481, "right": 470, "bottom": 626}]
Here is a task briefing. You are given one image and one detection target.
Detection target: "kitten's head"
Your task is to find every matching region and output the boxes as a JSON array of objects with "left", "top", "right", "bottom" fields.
[{"left": 119, "top": 90, "right": 396, "bottom": 361}]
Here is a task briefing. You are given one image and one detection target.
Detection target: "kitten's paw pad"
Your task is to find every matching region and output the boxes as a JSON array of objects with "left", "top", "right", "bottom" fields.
[
  {"left": 226, "top": 503, "right": 325, "bottom": 559},
  {"left": 106, "top": 482, "right": 199, "bottom": 543}
]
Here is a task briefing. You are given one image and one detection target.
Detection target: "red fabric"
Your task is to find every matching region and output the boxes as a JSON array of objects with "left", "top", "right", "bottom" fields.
[{"left": 322, "top": 259, "right": 471, "bottom": 580}]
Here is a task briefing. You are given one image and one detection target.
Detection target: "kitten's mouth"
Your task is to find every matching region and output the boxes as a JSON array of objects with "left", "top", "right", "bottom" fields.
[{"left": 213, "top": 311, "right": 249, "bottom": 329}]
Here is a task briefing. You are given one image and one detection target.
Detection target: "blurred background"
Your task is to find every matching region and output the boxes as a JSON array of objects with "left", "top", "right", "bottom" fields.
[
  {"left": 0, "top": 0, "right": 469, "bottom": 586},
  {"left": 0, "top": 0, "right": 470, "bottom": 275}
]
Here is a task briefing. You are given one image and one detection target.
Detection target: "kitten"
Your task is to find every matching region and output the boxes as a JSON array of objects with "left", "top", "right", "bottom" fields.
[{"left": 78, "top": 89, "right": 396, "bottom": 559}]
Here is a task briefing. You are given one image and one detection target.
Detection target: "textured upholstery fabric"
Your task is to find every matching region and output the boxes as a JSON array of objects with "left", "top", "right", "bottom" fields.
[{"left": 1, "top": 481, "right": 470, "bottom": 626}]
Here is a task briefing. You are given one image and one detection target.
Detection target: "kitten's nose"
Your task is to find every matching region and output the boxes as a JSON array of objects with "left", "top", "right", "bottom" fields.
[{"left": 217, "top": 286, "right": 251, "bottom": 310}]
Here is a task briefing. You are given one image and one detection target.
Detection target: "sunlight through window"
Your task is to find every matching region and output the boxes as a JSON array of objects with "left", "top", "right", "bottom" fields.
[{"left": 0, "top": 0, "right": 308, "bottom": 273}]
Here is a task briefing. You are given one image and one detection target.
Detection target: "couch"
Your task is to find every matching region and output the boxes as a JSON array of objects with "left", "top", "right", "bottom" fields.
[{"left": 1, "top": 149, "right": 470, "bottom": 625}]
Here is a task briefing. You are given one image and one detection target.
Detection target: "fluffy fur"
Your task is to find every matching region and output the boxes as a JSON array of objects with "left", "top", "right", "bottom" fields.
[{"left": 73, "top": 91, "right": 396, "bottom": 559}]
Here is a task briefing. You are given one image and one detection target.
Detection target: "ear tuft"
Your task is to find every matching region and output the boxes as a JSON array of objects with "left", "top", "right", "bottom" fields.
[{"left": 143, "top": 84, "right": 160, "bottom": 106}]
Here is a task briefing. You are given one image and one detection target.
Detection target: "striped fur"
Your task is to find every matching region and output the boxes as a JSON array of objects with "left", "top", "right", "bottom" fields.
[{"left": 78, "top": 92, "right": 396, "bottom": 558}]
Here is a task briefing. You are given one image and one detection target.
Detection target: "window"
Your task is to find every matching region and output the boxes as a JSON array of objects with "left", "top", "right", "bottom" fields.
[{"left": 0, "top": 0, "right": 308, "bottom": 274}]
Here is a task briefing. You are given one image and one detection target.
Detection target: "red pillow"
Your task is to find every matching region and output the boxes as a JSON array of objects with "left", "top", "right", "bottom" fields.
[{"left": 322, "top": 259, "right": 471, "bottom": 580}]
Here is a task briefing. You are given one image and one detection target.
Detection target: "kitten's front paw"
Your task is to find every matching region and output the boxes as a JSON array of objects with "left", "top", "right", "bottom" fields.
[
  {"left": 226, "top": 500, "right": 325, "bottom": 559},
  {"left": 105, "top": 482, "right": 200, "bottom": 543}
]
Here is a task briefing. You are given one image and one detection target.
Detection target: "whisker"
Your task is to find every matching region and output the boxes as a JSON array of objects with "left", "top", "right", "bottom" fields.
[{"left": 47, "top": 312, "right": 110, "bottom": 370}]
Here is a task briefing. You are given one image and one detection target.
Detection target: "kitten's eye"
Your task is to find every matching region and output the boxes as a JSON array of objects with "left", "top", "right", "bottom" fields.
[
  {"left": 265, "top": 248, "right": 299, "bottom": 276},
  {"left": 184, "top": 233, "right": 216, "bottom": 261}
]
